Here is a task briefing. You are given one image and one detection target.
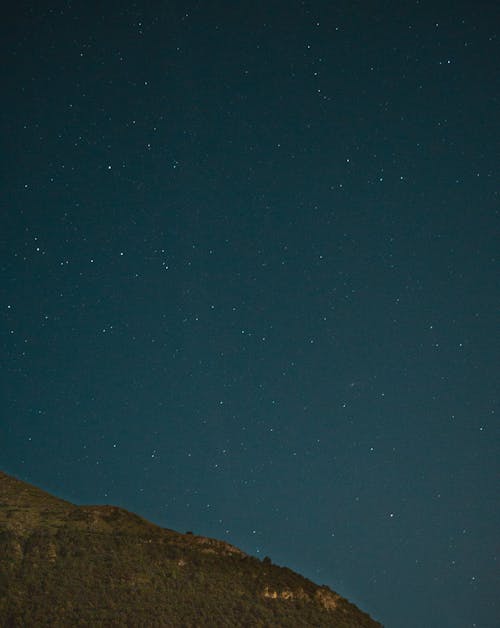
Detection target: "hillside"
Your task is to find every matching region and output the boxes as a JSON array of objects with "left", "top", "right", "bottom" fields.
[{"left": 0, "top": 471, "right": 382, "bottom": 627}]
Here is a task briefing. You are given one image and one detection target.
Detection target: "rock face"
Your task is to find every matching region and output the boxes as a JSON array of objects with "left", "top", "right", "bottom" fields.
[{"left": 0, "top": 471, "right": 383, "bottom": 627}]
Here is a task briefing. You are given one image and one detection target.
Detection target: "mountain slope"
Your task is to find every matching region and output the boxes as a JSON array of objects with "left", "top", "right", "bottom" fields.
[{"left": 0, "top": 471, "right": 382, "bottom": 627}]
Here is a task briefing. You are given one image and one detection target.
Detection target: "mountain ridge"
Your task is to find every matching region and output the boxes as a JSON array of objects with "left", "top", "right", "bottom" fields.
[{"left": 0, "top": 470, "right": 383, "bottom": 627}]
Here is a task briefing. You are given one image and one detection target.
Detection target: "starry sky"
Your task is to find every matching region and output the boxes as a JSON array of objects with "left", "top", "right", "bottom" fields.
[{"left": 1, "top": 2, "right": 498, "bottom": 626}]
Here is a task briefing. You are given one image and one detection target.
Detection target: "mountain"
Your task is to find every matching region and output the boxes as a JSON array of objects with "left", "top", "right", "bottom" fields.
[{"left": 0, "top": 471, "right": 382, "bottom": 627}]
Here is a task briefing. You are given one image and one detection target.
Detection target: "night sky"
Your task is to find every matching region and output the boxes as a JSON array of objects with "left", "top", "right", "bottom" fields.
[{"left": 1, "top": 2, "right": 498, "bottom": 626}]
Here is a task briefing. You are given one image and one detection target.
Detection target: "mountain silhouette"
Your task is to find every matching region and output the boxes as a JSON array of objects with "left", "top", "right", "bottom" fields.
[{"left": 0, "top": 470, "right": 382, "bottom": 627}]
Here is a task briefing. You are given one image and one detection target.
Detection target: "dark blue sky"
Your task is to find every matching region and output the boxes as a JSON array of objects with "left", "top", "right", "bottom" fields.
[{"left": 1, "top": 2, "right": 498, "bottom": 626}]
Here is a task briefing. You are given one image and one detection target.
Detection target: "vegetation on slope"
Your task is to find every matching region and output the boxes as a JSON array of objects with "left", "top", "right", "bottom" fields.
[{"left": 0, "top": 471, "right": 382, "bottom": 627}]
